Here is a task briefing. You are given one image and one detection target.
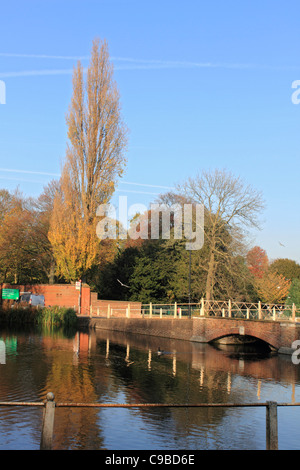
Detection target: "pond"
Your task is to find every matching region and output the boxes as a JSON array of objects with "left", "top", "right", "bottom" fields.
[{"left": 0, "top": 325, "right": 300, "bottom": 450}]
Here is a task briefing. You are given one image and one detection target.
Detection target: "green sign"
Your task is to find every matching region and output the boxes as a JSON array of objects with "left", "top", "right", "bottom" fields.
[{"left": 2, "top": 289, "right": 19, "bottom": 300}]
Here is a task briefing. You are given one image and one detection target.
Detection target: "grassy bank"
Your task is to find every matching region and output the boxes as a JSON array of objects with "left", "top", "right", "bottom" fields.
[{"left": 0, "top": 305, "right": 78, "bottom": 328}]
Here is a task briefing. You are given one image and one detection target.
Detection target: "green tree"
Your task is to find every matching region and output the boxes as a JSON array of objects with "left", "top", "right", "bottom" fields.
[
  {"left": 286, "top": 279, "right": 300, "bottom": 308},
  {"left": 269, "top": 258, "right": 300, "bottom": 281}
]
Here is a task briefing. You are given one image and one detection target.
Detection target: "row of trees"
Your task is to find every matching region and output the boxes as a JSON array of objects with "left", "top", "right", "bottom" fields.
[
  {"left": 1, "top": 37, "right": 299, "bottom": 307},
  {"left": 1, "top": 178, "right": 298, "bottom": 306}
]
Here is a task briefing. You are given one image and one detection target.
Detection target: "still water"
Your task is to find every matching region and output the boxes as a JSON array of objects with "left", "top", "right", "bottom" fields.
[{"left": 0, "top": 325, "right": 300, "bottom": 450}]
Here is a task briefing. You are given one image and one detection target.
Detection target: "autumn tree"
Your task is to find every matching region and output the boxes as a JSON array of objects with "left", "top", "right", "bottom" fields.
[
  {"left": 0, "top": 189, "right": 53, "bottom": 284},
  {"left": 254, "top": 271, "right": 291, "bottom": 304},
  {"left": 177, "top": 169, "right": 265, "bottom": 301},
  {"left": 246, "top": 246, "right": 269, "bottom": 278},
  {"left": 49, "top": 38, "right": 128, "bottom": 282},
  {"left": 32, "top": 180, "right": 61, "bottom": 284}
]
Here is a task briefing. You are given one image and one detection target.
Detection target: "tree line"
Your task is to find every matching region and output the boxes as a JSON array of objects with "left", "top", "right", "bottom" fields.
[{"left": 1, "top": 38, "right": 299, "bottom": 307}]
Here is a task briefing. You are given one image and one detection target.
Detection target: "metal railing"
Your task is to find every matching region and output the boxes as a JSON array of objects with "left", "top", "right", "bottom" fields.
[{"left": 0, "top": 392, "right": 298, "bottom": 450}]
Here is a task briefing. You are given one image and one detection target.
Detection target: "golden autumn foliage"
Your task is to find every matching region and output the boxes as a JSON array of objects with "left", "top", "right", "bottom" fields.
[
  {"left": 254, "top": 271, "right": 291, "bottom": 304},
  {"left": 49, "top": 38, "right": 127, "bottom": 282}
]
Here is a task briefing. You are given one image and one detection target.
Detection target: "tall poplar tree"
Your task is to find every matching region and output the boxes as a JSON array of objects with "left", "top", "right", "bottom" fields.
[{"left": 49, "top": 38, "right": 128, "bottom": 282}]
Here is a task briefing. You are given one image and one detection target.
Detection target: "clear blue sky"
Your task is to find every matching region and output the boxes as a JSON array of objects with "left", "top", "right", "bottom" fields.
[{"left": 0, "top": 0, "right": 300, "bottom": 262}]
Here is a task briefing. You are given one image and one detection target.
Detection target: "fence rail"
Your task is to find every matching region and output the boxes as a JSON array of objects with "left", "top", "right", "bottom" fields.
[
  {"left": 85, "top": 299, "right": 300, "bottom": 322},
  {"left": 0, "top": 392, "right": 299, "bottom": 450}
]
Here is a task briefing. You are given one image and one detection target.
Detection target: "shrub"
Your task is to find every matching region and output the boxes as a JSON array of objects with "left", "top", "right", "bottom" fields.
[{"left": 0, "top": 305, "right": 77, "bottom": 327}]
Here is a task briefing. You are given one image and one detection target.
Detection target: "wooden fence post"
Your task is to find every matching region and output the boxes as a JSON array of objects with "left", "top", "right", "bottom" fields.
[
  {"left": 107, "top": 304, "right": 110, "bottom": 319},
  {"left": 40, "top": 392, "right": 56, "bottom": 450},
  {"left": 266, "top": 401, "right": 278, "bottom": 450},
  {"left": 174, "top": 302, "right": 177, "bottom": 318},
  {"left": 149, "top": 303, "right": 152, "bottom": 318}
]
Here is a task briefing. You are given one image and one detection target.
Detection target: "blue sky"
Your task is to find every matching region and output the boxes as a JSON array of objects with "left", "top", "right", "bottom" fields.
[{"left": 0, "top": 0, "right": 300, "bottom": 262}]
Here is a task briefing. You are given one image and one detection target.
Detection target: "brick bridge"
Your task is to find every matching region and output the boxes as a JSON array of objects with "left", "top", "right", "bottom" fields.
[
  {"left": 191, "top": 317, "right": 300, "bottom": 353},
  {"left": 81, "top": 316, "right": 300, "bottom": 355}
]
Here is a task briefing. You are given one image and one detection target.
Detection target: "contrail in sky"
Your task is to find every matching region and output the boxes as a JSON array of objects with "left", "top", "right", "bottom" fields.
[
  {"left": 0, "top": 168, "right": 174, "bottom": 193},
  {"left": 0, "top": 51, "right": 270, "bottom": 78},
  {"left": 0, "top": 52, "right": 89, "bottom": 60},
  {"left": 0, "top": 168, "right": 60, "bottom": 177}
]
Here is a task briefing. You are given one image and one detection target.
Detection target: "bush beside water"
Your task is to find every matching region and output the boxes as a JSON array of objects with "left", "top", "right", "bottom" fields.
[{"left": 0, "top": 305, "right": 78, "bottom": 327}]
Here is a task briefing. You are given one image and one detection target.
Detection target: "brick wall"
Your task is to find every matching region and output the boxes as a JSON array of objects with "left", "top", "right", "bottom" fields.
[
  {"left": 89, "top": 317, "right": 194, "bottom": 341},
  {"left": 0, "top": 283, "right": 90, "bottom": 312},
  {"left": 0, "top": 283, "right": 142, "bottom": 317}
]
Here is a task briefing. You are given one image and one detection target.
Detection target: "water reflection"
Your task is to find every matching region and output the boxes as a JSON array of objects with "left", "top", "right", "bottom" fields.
[{"left": 0, "top": 326, "right": 300, "bottom": 449}]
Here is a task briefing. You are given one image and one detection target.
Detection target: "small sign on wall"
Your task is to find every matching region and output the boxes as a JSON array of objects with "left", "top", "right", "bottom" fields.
[{"left": 2, "top": 288, "right": 19, "bottom": 300}]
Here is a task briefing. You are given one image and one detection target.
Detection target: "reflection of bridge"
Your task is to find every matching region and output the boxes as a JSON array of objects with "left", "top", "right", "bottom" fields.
[{"left": 91, "top": 329, "right": 299, "bottom": 403}]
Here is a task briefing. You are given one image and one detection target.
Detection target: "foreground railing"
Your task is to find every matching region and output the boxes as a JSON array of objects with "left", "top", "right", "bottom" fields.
[{"left": 0, "top": 392, "right": 299, "bottom": 450}]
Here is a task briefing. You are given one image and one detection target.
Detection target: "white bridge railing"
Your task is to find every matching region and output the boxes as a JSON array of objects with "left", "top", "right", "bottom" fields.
[
  {"left": 87, "top": 299, "right": 299, "bottom": 321},
  {"left": 141, "top": 300, "right": 298, "bottom": 321}
]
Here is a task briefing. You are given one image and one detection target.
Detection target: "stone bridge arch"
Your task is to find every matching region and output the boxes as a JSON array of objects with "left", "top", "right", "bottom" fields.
[{"left": 192, "top": 318, "right": 282, "bottom": 350}]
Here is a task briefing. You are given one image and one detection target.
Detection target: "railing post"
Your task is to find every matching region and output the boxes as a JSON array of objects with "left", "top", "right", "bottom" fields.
[
  {"left": 160, "top": 308, "right": 163, "bottom": 318},
  {"left": 266, "top": 401, "right": 278, "bottom": 450},
  {"left": 174, "top": 302, "right": 177, "bottom": 318},
  {"left": 292, "top": 303, "right": 296, "bottom": 322},
  {"left": 149, "top": 303, "right": 152, "bottom": 318},
  {"left": 258, "top": 301, "right": 262, "bottom": 320},
  {"left": 228, "top": 300, "right": 232, "bottom": 318},
  {"left": 107, "top": 304, "right": 110, "bottom": 318},
  {"left": 200, "top": 298, "right": 205, "bottom": 316},
  {"left": 40, "top": 392, "right": 56, "bottom": 450}
]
